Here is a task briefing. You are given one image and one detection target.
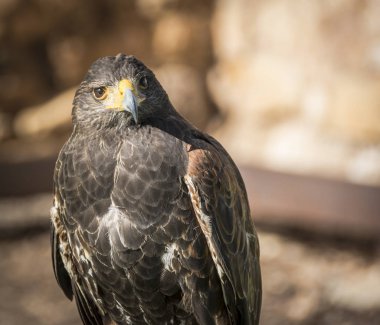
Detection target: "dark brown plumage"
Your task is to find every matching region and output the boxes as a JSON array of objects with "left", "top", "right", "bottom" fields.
[{"left": 51, "top": 54, "right": 261, "bottom": 325}]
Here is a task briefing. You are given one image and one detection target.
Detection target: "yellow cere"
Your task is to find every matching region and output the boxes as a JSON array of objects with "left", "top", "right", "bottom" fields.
[
  {"left": 106, "top": 79, "right": 135, "bottom": 111},
  {"left": 118, "top": 79, "right": 134, "bottom": 93}
]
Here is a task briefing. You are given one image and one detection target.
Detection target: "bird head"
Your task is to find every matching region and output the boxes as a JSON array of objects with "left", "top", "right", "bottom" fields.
[{"left": 73, "top": 54, "right": 170, "bottom": 128}]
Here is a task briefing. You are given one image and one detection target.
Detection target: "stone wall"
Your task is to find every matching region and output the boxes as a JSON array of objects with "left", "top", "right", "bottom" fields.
[
  {"left": 208, "top": 0, "right": 380, "bottom": 185},
  {"left": 1, "top": 0, "right": 379, "bottom": 185}
]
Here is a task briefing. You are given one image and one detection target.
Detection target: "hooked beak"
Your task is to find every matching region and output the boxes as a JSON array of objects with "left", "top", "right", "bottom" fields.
[{"left": 107, "top": 79, "right": 138, "bottom": 124}]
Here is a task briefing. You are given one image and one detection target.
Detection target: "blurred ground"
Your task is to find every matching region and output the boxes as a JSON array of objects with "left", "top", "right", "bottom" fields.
[
  {"left": 1, "top": 223, "right": 380, "bottom": 325},
  {"left": 1, "top": 195, "right": 380, "bottom": 325}
]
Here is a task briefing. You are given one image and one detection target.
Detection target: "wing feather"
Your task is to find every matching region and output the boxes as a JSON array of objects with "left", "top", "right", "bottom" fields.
[
  {"left": 72, "top": 283, "right": 103, "bottom": 325},
  {"left": 184, "top": 139, "right": 262, "bottom": 325},
  {"left": 50, "top": 221, "right": 73, "bottom": 300},
  {"left": 51, "top": 209, "right": 104, "bottom": 325}
]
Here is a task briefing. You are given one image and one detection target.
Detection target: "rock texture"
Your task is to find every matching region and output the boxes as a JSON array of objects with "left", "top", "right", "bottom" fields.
[{"left": 208, "top": 0, "right": 380, "bottom": 185}]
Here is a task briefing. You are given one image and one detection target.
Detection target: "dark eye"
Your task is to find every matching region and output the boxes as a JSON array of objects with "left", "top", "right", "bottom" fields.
[
  {"left": 138, "top": 76, "right": 149, "bottom": 90},
  {"left": 93, "top": 87, "right": 108, "bottom": 100}
]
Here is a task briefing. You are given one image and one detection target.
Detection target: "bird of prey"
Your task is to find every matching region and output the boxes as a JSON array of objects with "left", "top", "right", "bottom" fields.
[{"left": 51, "top": 54, "right": 261, "bottom": 325}]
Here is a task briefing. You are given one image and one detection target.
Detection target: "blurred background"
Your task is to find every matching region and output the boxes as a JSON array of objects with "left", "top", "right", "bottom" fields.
[{"left": 0, "top": 0, "right": 380, "bottom": 324}]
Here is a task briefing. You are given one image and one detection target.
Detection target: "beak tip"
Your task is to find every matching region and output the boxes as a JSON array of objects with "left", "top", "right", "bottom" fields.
[
  {"left": 132, "top": 112, "right": 138, "bottom": 124},
  {"left": 122, "top": 88, "right": 138, "bottom": 124}
]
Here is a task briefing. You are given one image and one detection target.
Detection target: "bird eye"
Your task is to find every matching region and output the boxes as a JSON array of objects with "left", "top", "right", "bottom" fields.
[
  {"left": 138, "top": 76, "right": 149, "bottom": 90},
  {"left": 93, "top": 87, "right": 108, "bottom": 100}
]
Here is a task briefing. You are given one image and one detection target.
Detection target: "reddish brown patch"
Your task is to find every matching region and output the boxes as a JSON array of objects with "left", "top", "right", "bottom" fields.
[{"left": 186, "top": 148, "right": 206, "bottom": 176}]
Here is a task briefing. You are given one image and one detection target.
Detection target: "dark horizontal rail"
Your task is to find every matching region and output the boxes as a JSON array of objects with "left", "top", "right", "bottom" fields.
[
  {"left": 0, "top": 157, "right": 56, "bottom": 196},
  {"left": 0, "top": 158, "right": 379, "bottom": 239},
  {"left": 240, "top": 166, "right": 380, "bottom": 240}
]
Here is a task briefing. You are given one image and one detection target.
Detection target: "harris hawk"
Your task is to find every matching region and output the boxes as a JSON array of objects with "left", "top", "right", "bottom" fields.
[{"left": 51, "top": 54, "right": 261, "bottom": 325}]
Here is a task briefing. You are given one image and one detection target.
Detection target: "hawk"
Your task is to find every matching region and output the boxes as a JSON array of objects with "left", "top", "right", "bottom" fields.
[{"left": 51, "top": 54, "right": 261, "bottom": 325}]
